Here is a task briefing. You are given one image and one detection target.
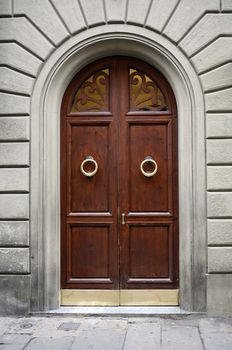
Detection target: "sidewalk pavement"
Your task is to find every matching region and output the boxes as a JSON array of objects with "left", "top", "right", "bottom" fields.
[{"left": 0, "top": 315, "right": 232, "bottom": 349}]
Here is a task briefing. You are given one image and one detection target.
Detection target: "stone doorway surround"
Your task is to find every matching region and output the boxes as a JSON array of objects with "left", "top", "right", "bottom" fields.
[{"left": 30, "top": 25, "right": 206, "bottom": 312}]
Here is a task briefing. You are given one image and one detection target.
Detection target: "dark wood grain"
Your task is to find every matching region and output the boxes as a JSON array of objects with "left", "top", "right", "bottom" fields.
[{"left": 61, "top": 57, "right": 179, "bottom": 290}]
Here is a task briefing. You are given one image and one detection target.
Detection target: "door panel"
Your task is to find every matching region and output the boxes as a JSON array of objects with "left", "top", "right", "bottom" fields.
[
  {"left": 61, "top": 57, "right": 179, "bottom": 295},
  {"left": 129, "top": 122, "right": 170, "bottom": 212},
  {"left": 69, "top": 123, "right": 110, "bottom": 213}
]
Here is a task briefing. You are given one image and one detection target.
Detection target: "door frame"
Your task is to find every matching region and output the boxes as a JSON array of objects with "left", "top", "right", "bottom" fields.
[{"left": 30, "top": 25, "right": 206, "bottom": 312}]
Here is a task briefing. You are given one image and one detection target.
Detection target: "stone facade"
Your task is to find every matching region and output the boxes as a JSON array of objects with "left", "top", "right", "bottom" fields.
[{"left": 0, "top": 0, "right": 232, "bottom": 315}]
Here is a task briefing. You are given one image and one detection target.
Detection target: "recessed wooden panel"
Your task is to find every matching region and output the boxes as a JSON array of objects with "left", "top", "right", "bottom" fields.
[
  {"left": 129, "top": 123, "right": 170, "bottom": 212},
  {"left": 129, "top": 225, "right": 170, "bottom": 279},
  {"left": 68, "top": 225, "right": 109, "bottom": 279},
  {"left": 70, "top": 124, "right": 109, "bottom": 212}
]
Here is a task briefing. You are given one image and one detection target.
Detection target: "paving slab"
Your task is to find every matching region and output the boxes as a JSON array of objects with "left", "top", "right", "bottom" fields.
[
  {"left": 201, "top": 333, "right": 232, "bottom": 350},
  {"left": 161, "top": 325, "right": 204, "bottom": 350},
  {"left": 71, "top": 327, "right": 126, "bottom": 350},
  {"left": 0, "top": 334, "right": 31, "bottom": 350},
  {"left": 124, "top": 322, "right": 161, "bottom": 350},
  {"left": 25, "top": 336, "right": 75, "bottom": 350}
]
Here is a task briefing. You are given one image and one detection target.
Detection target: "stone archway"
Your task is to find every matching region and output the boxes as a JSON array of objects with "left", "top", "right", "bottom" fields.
[{"left": 30, "top": 25, "right": 206, "bottom": 312}]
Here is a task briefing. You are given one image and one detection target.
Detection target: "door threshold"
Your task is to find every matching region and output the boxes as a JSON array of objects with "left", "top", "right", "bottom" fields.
[{"left": 31, "top": 306, "right": 204, "bottom": 318}]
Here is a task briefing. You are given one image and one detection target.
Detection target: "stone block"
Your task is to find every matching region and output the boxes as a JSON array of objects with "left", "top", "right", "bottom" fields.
[
  {"left": 0, "top": 168, "right": 29, "bottom": 192},
  {"left": 0, "top": 68, "right": 34, "bottom": 96},
  {"left": 206, "top": 88, "right": 232, "bottom": 112},
  {"left": 0, "top": 194, "right": 29, "bottom": 219},
  {"left": 146, "top": 0, "right": 179, "bottom": 32},
  {"left": 14, "top": 0, "right": 69, "bottom": 46},
  {"left": 26, "top": 337, "right": 75, "bottom": 350},
  {"left": 192, "top": 37, "right": 232, "bottom": 73},
  {"left": 0, "top": 143, "right": 29, "bottom": 166},
  {"left": 0, "top": 93, "right": 30, "bottom": 115},
  {"left": 207, "top": 140, "right": 232, "bottom": 164},
  {"left": 208, "top": 247, "right": 232, "bottom": 272},
  {"left": 71, "top": 328, "right": 126, "bottom": 350},
  {"left": 0, "top": 117, "right": 29, "bottom": 141},
  {"left": 206, "top": 114, "right": 232, "bottom": 138},
  {"left": 80, "top": 0, "right": 105, "bottom": 26},
  {"left": 50, "top": 0, "right": 86, "bottom": 34},
  {"left": 0, "top": 247, "right": 29, "bottom": 273},
  {"left": 207, "top": 274, "right": 232, "bottom": 315},
  {"left": 124, "top": 323, "right": 160, "bottom": 350},
  {"left": 105, "top": 0, "right": 127, "bottom": 23},
  {"left": 222, "top": 0, "right": 232, "bottom": 11},
  {"left": 201, "top": 63, "right": 232, "bottom": 92},
  {"left": 0, "top": 43, "right": 42, "bottom": 77},
  {"left": 0, "top": 275, "right": 30, "bottom": 315},
  {"left": 127, "top": 0, "right": 151, "bottom": 25},
  {"left": 0, "top": 334, "right": 31, "bottom": 348},
  {"left": 207, "top": 192, "right": 232, "bottom": 217},
  {"left": 208, "top": 219, "right": 232, "bottom": 245},
  {"left": 165, "top": 0, "right": 219, "bottom": 42},
  {"left": 180, "top": 14, "right": 232, "bottom": 56},
  {"left": 0, "top": 17, "right": 53, "bottom": 60},
  {"left": 0, "top": 221, "right": 29, "bottom": 246},
  {"left": 207, "top": 166, "right": 232, "bottom": 190},
  {"left": 162, "top": 325, "right": 203, "bottom": 349},
  {"left": 0, "top": 0, "right": 11, "bottom": 15}
]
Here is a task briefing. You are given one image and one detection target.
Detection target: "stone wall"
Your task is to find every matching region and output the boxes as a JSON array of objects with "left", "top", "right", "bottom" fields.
[{"left": 0, "top": 0, "right": 232, "bottom": 315}]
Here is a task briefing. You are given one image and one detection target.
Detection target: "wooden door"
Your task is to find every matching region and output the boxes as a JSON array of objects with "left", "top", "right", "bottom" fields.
[{"left": 61, "top": 57, "right": 178, "bottom": 294}]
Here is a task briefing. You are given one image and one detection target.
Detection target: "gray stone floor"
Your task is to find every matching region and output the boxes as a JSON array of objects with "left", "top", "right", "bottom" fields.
[{"left": 0, "top": 315, "right": 232, "bottom": 349}]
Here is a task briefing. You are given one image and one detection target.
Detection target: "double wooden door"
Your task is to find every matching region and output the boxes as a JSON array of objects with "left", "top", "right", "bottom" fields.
[{"left": 61, "top": 57, "right": 178, "bottom": 303}]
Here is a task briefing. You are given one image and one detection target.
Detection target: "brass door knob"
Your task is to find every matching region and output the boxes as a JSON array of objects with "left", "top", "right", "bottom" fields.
[
  {"left": 140, "top": 156, "right": 158, "bottom": 177},
  {"left": 80, "top": 156, "right": 98, "bottom": 177}
]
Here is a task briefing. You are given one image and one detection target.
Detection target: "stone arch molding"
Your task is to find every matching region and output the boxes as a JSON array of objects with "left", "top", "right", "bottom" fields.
[{"left": 31, "top": 25, "right": 206, "bottom": 312}]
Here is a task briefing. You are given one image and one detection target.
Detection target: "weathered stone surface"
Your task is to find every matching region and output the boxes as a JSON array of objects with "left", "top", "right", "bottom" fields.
[
  {"left": 50, "top": 0, "right": 86, "bottom": 34},
  {"left": 14, "top": 0, "right": 69, "bottom": 46},
  {"left": 207, "top": 274, "right": 232, "bottom": 315},
  {"left": 0, "top": 275, "right": 30, "bottom": 315},
  {"left": 207, "top": 192, "right": 232, "bottom": 217},
  {"left": 0, "top": 334, "right": 30, "bottom": 349},
  {"left": 0, "top": 248, "right": 29, "bottom": 273},
  {"left": 201, "top": 63, "right": 232, "bottom": 92},
  {"left": 165, "top": 0, "right": 219, "bottom": 42},
  {"left": 127, "top": 0, "right": 151, "bottom": 25},
  {"left": 222, "top": 0, "right": 232, "bottom": 11},
  {"left": 201, "top": 333, "right": 232, "bottom": 350},
  {"left": 0, "top": 43, "right": 42, "bottom": 77},
  {"left": 0, "top": 93, "right": 30, "bottom": 115},
  {"left": 105, "top": 0, "right": 127, "bottom": 23},
  {"left": 0, "top": 168, "right": 29, "bottom": 192},
  {"left": 146, "top": 0, "right": 178, "bottom": 32},
  {"left": 124, "top": 322, "right": 160, "bottom": 350},
  {"left": 207, "top": 140, "right": 232, "bottom": 164},
  {"left": 208, "top": 219, "right": 232, "bottom": 245},
  {"left": 0, "top": 143, "right": 29, "bottom": 166},
  {"left": 208, "top": 247, "right": 232, "bottom": 272},
  {"left": 207, "top": 166, "right": 232, "bottom": 190},
  {"left": 80, "top": 0, "right": 105, "bottom": 26},
  {"left": 192, "top": 37, "right": 232, "bottom": 73},
  {"left": 206, "top": 88, "right": 232, "bottom": 112},
  {"left": 0, "top": 117, "right": 29, "bottom": 141},
  {"left": 71, "top": 328, "right": 126, "bottom": 350},
  {"left": 180, "top": 14, "right": 232, "bottom": 56},
  {"left": 0, "top": 68, "right": 34, "bottom": 95},
  {"left": 0, "top": 221, "right": 29, "bottom": 246},
  {"left": 207, "top": 114, "right": 232, "bottom": 138},
  {"left": 0, "top": 0, "right": 11, "bottom": 15},
  {"left": 162, "top": 325, "right": 203, "bottom": 350},
  {"left": 26, "top": 337, "right": 75, "bottom": 350},
  {"left": 0, "top": 194, "right": 29, "bottom": 219},
  {"left": 0, "top": 18, "right": 53, "bottom": 60}
]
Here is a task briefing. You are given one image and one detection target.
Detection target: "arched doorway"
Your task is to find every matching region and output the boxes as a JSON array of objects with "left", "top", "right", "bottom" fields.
[{"left": 60, "top": 56, "right": 179, "bottom": 305}]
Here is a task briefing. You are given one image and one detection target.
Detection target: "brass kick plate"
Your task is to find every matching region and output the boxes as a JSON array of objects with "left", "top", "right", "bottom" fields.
[{"left": 61, "top": 289, "right": 179, "bottom": 306}]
